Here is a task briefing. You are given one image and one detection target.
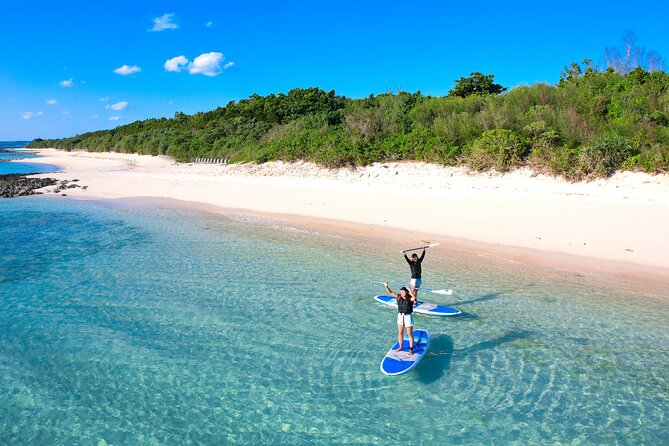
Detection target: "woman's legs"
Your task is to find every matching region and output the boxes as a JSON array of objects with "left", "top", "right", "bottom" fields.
[
  {"left": 395, "top": 323, "right": 405, "bottom": 351},
  {"left": 406, "top": 325, "right": 415, "bottom": 355}
]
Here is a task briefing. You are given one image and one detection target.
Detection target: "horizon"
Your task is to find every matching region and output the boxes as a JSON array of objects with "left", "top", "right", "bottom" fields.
[{"left": 2, "top": 0, "right": 668, "bottom": 140}]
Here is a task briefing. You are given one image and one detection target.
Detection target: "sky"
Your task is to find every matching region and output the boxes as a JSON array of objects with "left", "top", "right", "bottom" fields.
[{"left": 1, "top": 0, "right": 668, "bottom": 140}]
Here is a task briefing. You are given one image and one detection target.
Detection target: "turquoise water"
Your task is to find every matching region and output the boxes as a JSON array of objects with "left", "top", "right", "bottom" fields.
[
  {"left": 1, "top": 197, "right": 668, "bottom": 445},
  {"left": 0, "top": 148, "right": 60, "bottom": 175}
]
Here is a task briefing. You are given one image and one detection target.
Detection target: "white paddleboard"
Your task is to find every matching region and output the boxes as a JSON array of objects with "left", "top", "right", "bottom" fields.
[
  {"left": 380, "top": 329, "right": 430, "bottom": 376},
  {"left": 373, "top": 295, "right": 461, "bottom": 316}
]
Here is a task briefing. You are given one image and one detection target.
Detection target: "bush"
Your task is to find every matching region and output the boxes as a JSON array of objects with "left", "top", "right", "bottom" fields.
[
  {"left": 578, "top": 133, "right": 639, "bottom": 177},
  {"left": 464, "top": 129, "right": 529, "bottom": 172}
]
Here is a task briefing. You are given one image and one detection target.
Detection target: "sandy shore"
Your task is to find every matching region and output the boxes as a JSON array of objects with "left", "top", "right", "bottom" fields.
[{"left": 23, "top": 148, "right": 669, "bottom": 288}]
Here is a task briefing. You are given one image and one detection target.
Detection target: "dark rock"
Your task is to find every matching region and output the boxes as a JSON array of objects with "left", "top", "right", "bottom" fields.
[{"left": 0, "top": 174, "right": 58, "bottom": 198}]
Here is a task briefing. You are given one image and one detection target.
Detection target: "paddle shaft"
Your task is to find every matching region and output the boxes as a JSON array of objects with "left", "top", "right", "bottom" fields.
[
  {"left": 373, "top": 280, "right": 453, "bottom": 296},
  {"left": 401, "top": 242, "right": 439, "bottom": 253}
]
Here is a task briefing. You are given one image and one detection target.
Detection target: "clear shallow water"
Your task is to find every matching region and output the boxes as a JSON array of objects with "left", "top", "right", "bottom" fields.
[
  {"left": 1, "top": 198, "right": 667, "bottom": 445},
  {"left": 0, "top": 148, "right": 60, "bottom": 175}
]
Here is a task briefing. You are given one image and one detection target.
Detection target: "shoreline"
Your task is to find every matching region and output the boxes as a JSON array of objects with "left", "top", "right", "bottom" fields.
[
  {"left": 21, "top": 148, "right": 669, "bottom": 293},
  {"left": 84, "top": 195, "right": 669, "bottom": 296}
]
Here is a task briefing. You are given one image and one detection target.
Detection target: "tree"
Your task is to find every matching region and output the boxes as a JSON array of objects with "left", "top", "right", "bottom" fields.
[
  {"left": 448, "top": 72, "right": 507, "bottom": 98},
  {"left": 558, "top": 59, "right": 597, "bottom": 86},
  {"left": 605, "top": 30, "right": 665, "bottom": 75}
]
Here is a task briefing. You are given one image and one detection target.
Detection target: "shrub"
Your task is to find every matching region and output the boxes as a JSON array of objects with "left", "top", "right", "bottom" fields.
[
  {"left": 464, "top": 129, "right": 529, "bottom": 172},
  {"left": 578, "top": 133, "right": 639, "bottom": 177}
]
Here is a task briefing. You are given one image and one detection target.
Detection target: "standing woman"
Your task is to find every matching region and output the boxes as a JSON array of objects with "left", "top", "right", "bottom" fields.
[
  {"left": 403, "top": 249, "right": 426, "bottom": 297},
  {"left": 384, "top": 282, "right": 417, "bottom": 355}
]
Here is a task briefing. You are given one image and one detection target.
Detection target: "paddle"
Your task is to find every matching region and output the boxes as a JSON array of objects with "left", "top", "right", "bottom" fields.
[
  {"left": 400, "top": 242, "right": 439, "bottom": 254},
  {"left": 372, "top": 280, "right": 453, "bottom": 296}
]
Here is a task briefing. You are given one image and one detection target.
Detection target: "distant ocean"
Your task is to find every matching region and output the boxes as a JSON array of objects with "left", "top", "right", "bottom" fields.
[
  {"left": 0, "top": 152, "right": 668, "bottom": 444},
  {"left": 0, "top": 142, "right": 60, "bottom": 175},
  {"left": 0, "top": 141, "right": 30, "bottom": 149}
]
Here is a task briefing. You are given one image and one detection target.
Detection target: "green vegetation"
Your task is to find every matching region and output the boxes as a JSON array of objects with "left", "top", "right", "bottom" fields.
[
  {"left": 29, "top": 66, "right": 669, "bottom": 179},
  {"left": 448, "top": 72, "right": 507, "bottom": 98}
]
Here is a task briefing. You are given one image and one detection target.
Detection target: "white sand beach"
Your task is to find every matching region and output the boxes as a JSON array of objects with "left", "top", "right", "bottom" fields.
[{"left": 26, "top": 148, "right": 669, "bottom": 287}]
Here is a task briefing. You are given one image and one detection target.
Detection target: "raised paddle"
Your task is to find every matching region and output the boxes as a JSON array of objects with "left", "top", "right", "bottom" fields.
[
  {"left": 372, "top": 280, "right": 453, "bottom": 296},
  {"left": 400, "top": 242, "right": 439, "bottom": 254}
]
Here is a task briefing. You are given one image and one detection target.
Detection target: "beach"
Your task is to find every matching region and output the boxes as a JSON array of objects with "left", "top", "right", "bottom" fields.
[{"left": 27, "top": 148, "right": 669, "bottom": 289}]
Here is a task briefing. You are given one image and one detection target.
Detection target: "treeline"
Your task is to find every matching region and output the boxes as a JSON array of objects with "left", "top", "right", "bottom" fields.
[{"left": 30, "top": 64, "right": 669, "bottom": 179}]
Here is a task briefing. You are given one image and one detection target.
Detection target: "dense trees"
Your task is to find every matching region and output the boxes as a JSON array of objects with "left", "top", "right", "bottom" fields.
[
  {"left": 448, "top": 72, "right": 507, "bottom": 98},
  {"left": 30, "top": 67, "right": 669, "bottom": 179}
]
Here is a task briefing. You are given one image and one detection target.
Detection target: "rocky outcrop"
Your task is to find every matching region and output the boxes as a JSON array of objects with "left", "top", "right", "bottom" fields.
[{"left": 0, "top": 174, "right": 58, "bottom": 198}]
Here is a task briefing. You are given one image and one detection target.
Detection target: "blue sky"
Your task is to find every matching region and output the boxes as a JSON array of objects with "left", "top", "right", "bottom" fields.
[{"left": 1, "top": 0, "right": 667, "bottom": 140}]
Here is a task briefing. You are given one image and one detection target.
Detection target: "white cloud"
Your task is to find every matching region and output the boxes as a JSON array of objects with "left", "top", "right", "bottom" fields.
[
  {"left": 21, "top": 111, "right": 43, "bottom": 120},
  {"left": 46, "top": 99, "right": 57, "bottom": 105},
  {"left": 59, "top": 78, "right": 74, "bottom": 87},
  {"left": 165, "top": 55, "right": 189, "bottom": 72},
  {"left": 106, "top": 101, "right": 128, "bottom": 111},
  {"left": 166, "top": 52, "right": 230, "bottom": 77},
  {"left": 205, "top": 20, "right": 213, "bottom": 27},
  {"left": 188, "top": 52, "right": 225, "bottom": 76},
  {"left": 108, "top": 116, "right": 121, "bottom": 121},
  {"left": 99, "top": 97, "right": 110, "bottom": 102},
  {"left": 91, "top": 114, "right": 100, "bottom": 119},
  {"left": 149, "top": 13, "right": 178, "bottom": 32},
  {"left": 113, "top": 64, "right": 141, "bottom": 76}
]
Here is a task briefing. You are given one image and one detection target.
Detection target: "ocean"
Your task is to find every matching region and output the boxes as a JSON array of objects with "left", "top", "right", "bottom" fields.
[
  {"left": 0, "top": 143, "right": 60, "bottom": 175},
  {"left": 1, "top": 155, "right": 668, "bottom": 444}
]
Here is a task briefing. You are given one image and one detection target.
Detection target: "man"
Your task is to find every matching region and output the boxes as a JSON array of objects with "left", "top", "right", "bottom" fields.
[
  {"left": 402, "top": 249, "right": 426, "bottom": 297},
  {"left": 384, "top": 282, "right": 417, "bottom": 355}
]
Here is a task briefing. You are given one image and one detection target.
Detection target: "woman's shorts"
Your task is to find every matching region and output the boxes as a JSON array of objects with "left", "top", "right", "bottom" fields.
[
  {"left": 410, "top": 278, "right": 422, "bottom": 289},
  {"left": 397, "top": 313, "right": 414, "bottom": 327}
]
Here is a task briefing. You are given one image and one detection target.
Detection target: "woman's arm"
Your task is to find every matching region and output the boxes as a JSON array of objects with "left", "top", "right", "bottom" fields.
[
  {"left": 419, "top": 249, "right": 426, "bottom": 262},
  {"left": 384, "top": 282, "right": 398, "bottom": 298}
]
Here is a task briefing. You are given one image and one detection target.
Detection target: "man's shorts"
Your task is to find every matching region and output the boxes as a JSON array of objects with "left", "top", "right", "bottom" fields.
[
  {"left": 397, "top": 313, "right": 414, "bottom": 327},
  {"left": 410, "top": 278, "right": 422, "bottom": 289}
]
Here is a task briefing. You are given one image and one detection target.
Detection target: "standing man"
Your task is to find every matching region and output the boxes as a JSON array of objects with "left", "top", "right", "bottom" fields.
[
  {"left": 384, "top": 282, "right": 416, "bottom": 355},
  {"left": 402, "top": 249, "right": 426, "bottom": 297}
]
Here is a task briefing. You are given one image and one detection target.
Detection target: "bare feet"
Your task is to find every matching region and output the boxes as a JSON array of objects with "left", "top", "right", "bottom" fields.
[
  {"left": 408, "top": 348, "right": 414, "bottom": 356},
  {"left": 394, "top": 346, "right": 403, "bottom": 352}
]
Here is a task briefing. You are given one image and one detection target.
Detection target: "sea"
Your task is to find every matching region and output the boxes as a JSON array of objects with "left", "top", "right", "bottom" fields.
[
  {"left": 1, "top": 146, "right": 668, "bottom": 445},
  {"left": 0, "top": 143, "right": 60, "bottom": 175}
]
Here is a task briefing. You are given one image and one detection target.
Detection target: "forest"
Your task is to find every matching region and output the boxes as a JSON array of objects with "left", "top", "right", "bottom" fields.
[{"left": 29, "top": 63, "right": 669, "bottom": 179}]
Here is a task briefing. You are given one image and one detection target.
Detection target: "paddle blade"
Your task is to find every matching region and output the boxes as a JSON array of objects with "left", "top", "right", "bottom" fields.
[{"left": 430, "top": 289, "right": 453, "bottom": 295}]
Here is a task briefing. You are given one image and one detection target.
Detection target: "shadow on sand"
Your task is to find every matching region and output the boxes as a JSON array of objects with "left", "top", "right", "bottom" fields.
[
  {"left": 416, "top": 329, "right": 536, "bottom": 384},
  {"left": 457, "top": 330, "right": 535, "bottom": 355},
  {"left": 416, "top": 334, "right": 454, "bottom": 384},
  {"left": 448, "top": 292, "right": 503, "bottom": 307}
]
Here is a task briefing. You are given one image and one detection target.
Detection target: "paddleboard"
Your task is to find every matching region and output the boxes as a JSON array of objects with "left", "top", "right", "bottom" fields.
[
  {"left": 380, "top": 329, "right": 430, "bottom": 376},
  {"left": 373, "top": 295, "right": 462, "bottom": 316}
]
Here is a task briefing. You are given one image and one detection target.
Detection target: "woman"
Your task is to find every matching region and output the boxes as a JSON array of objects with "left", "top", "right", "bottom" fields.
[
  {"left": 402, "top": 249, "right": 426, "bottom": 297},
  {"left": 384, "top": 282, "right": 417, "bottom": 355}
]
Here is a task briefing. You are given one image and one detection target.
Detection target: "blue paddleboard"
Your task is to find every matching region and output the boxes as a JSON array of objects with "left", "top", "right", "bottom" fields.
[
  {"left": 380, "top": 329, "right": 430, "bottom": 376},
  {"left": 373, "top": 295, "right": 461, "bottom": 316}
]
